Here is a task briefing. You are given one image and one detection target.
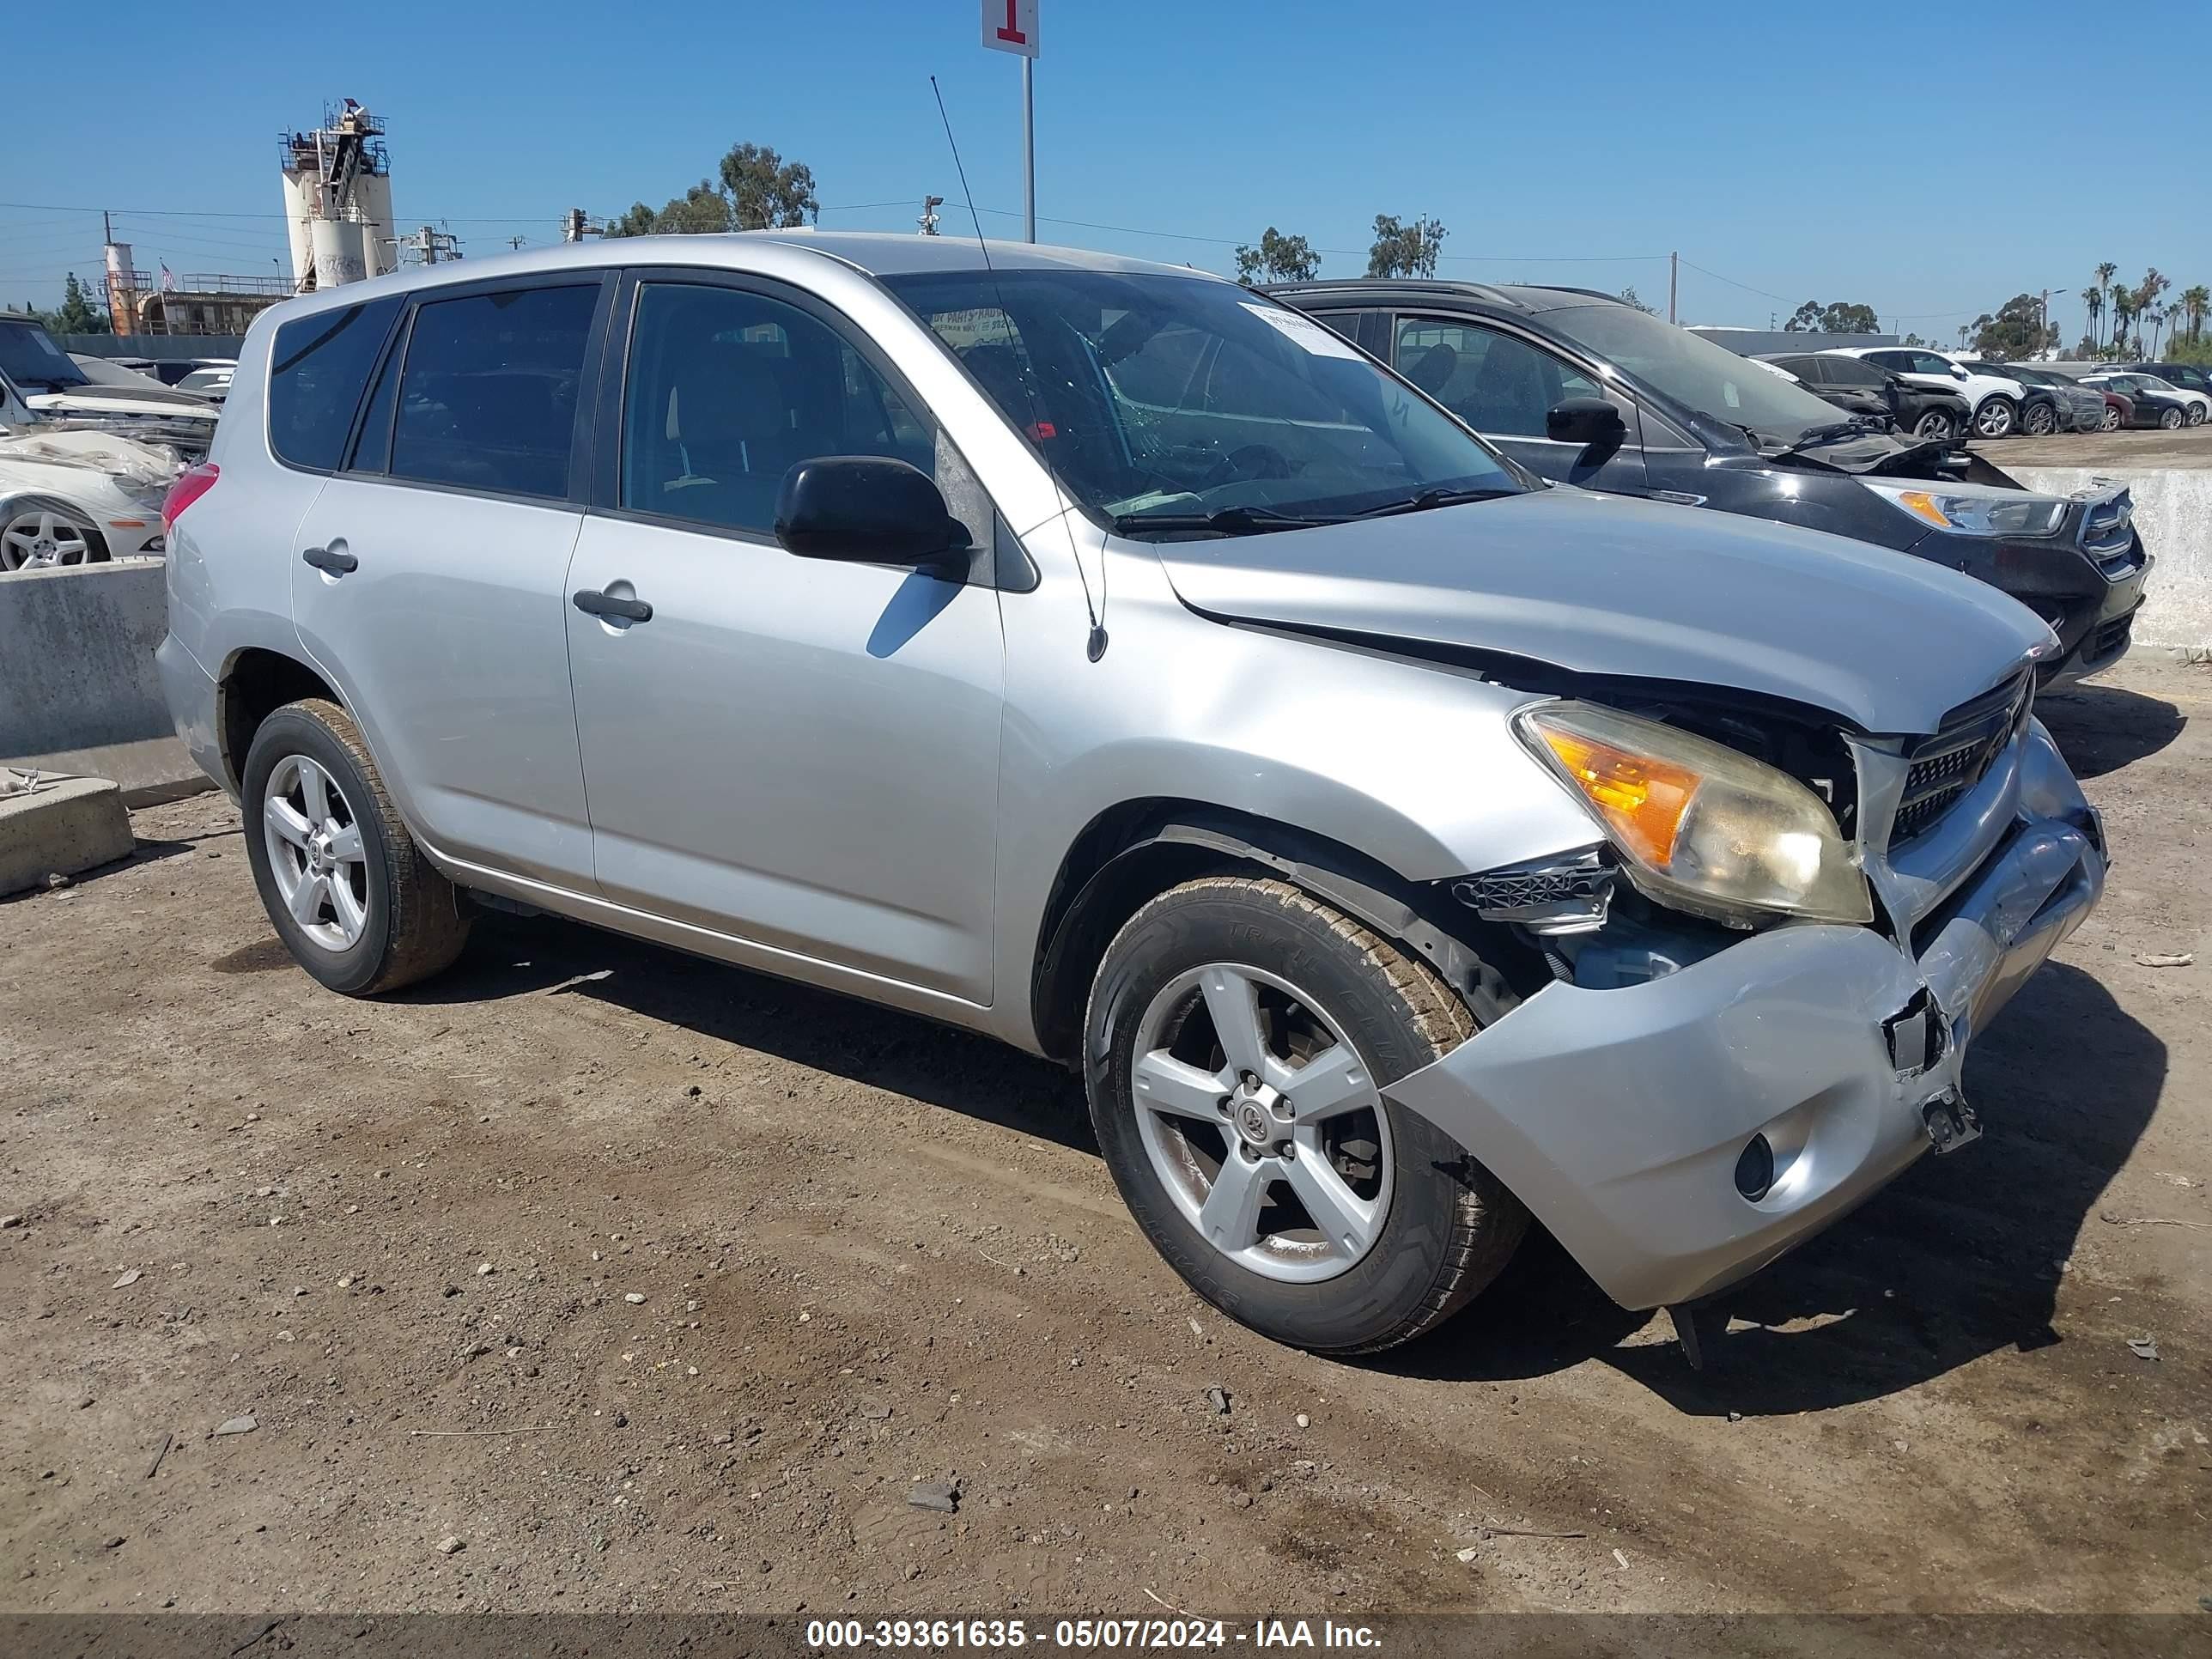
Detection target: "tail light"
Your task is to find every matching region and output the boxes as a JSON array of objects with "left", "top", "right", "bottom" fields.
[{"left": 161, "top": 462, "right": 219, "bottom": 532}]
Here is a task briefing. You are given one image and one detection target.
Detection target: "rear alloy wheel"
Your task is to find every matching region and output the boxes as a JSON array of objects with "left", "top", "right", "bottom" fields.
[
  {"left": 2021, "top": 402, "right": 2057, "bottom": 436},
  {"left": 1911, "top": 409, "right": 1956, "bottom": 442},
  {"left": 1973, "top": 398, "right": 2018, "bottom": 439},
  {"left": 241, "top": 698, "right": 471, "bottom": 995},
  {"left": 0, "top": 498, "right": 109, "bottom": 571},
  {"left": 2160, "top": 405, "right": 2185, "bottom": 429},
  {"left": 1085, "top": 876, "right": 1528, "bottom": 1354}
]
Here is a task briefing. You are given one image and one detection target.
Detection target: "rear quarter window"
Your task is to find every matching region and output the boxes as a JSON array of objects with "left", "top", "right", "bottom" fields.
[{"left": 267, "top": 296, "right": 402, "bottom": 471}]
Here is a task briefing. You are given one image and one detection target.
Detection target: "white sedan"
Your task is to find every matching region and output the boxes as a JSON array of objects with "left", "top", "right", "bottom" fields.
[{"left": 0, "top": 430, "right": 179, "bottom": 570}]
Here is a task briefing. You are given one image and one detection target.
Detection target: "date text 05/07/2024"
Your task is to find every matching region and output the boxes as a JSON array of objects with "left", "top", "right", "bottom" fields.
[{"left": 800, "top": 1617, "right": 1383, "bottom": 1649}]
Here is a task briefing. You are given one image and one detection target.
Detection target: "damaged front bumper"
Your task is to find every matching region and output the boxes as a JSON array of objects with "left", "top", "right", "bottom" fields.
[{"left": 1389, "top": 721, "right": 2104, "bottom": 1311}]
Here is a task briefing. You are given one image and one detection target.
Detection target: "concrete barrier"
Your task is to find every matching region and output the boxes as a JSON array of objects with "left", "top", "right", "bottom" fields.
[
  {"left": 2011, "top": 466, "right": 2212, "bottom": 659},
  {"left": 0, "top": 562, "right": 209, "bottom": 804}
]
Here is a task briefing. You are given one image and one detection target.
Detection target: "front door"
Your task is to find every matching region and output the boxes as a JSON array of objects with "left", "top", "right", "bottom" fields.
[
  {"left": 291, "top": 276, "right": 609, "bottom": 890},
  {"left": 1390, "top": 315, "right": 1649, "bottom": 493},
  {"left": 564, "top": 276, "right": 1006, "bottom": 1006}
]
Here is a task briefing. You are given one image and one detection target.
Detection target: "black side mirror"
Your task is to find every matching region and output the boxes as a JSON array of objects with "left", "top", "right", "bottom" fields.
[
  {"left": 1547, "top": 397, "right": 1626, "bottom": 451},
  {"left": 774, "top": 456, "right": 969, "bottom": 570}
]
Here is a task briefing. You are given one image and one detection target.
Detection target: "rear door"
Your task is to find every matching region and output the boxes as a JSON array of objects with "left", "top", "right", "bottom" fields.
[
  {"left": 1390, "top": 314, "right": 1648, "bottom": 491},
  {"left": 563, "top": 271, "right": 1006, "bottom": 1004},
  {"left": 290, "top": 273, "right": 612, "bottom": 889}
]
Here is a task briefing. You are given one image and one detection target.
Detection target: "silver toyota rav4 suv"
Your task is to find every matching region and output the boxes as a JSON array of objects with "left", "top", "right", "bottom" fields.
[{"left": 157, "top": 234, "right": 2107, "bottom": 1355}]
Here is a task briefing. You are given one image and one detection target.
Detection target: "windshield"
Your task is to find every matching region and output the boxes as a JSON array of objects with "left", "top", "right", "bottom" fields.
[
  {"left": 1537, "top": 304, "right": 1848, "bottom": 444},
  {"left": 879, "top": 269, "right": 1523, "bottom": 534},
  {"left": 0, "top": 319, "right": 90, "bottom": 391}
]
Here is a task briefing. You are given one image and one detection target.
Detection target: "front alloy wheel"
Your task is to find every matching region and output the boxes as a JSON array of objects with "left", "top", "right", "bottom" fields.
[
  {"left": 1974, "top": 398, "right": 2017, "bottom": 439},
  {"left": 1132, "top": 963, "right": 1392, "bottom": 1281},
  {"left": 0, "top": 502, "right": 100, "bottom": 570},
  {"left": 1912, "top": 410, "right": 1955, "bottom": 441},
  {"left": 2160, "top": 406, "right": 2185, "bottom": 429},
  {"left": 2022, "top": 402, "right": 2056, "bottom": 436}
]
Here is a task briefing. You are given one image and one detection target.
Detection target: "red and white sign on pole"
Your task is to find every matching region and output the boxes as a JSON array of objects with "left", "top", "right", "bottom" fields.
[{"left": 983, "top": 0, "right": 1038, "bottom": 58}]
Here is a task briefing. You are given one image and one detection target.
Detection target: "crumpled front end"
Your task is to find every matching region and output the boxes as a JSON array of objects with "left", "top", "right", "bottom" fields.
[{"left": 1389, "top": 714, "right": 2103, "bottom": 1311}]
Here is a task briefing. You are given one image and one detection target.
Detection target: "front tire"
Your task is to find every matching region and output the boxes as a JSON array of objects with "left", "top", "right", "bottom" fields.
[
  {"left": 2189, "top": 405, "right": 2207, "bottom": 427},
  {"left": 2160, "top": 405, "right": 2185, "bottom": 429},
  {"left": 0, "top": 497, "right": 110, "bottom": 571},
  {"left": 2021, "top": 401, "right": 2057, "bottom": 436},
  {"left": 1911, "top": 409, "right": 1956, "bottom": 442},
  {"left": 1084, "top": 876, "right": 1528, "bottom": 1354},
  {"left": 240, "top": 698, "right": 471, "bottom": 995},
  {"left": 1973, "top": 397, "right": 2018, "bottom": 439}
]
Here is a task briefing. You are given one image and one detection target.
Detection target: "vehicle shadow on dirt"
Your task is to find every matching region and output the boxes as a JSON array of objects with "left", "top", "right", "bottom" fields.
[
  {"left": 399, "top": 913, "right": 1098, "bottom": 1153},
  {"left": 1379, "top": 960, "right": 2166, "bottom": 1415},
  {"left": 2037, "top": 679, "right": 2186, "bottom": 778}
]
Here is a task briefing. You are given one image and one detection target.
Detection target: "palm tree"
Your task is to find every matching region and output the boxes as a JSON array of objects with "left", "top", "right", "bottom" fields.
[
  {"left": 2082, "top": 283, "right": 2104, "bottom": 349},
  {"left": 2181, "top": 284, "right": 2209, "bottom": 347},
  {"left": 2112, "top": 288, "right": 2136, "bottom": 353},
  {"left": 2094, "top": 261, "right": 2118, "bottom": 346},
  {"left": 2136, "top": 269, "right": 2170, "bottom": 356}
]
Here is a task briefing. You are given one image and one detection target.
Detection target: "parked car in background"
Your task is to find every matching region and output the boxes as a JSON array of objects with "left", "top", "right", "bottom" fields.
[
  {"left": 1985, "top": 363, "right": 2106, "bottom": 433},
  {"left": 1759, "top": 351, "right": 1970, "bottom": 441},
  {"left": 2110, "top": 368, "right": 2209, "bottom": 425},
  {"left": 0, "top": 428, "right": 179, "bottom": 568},
  {"left": 176, "top": 363, "right": 236, "bottom": 404},
  {"left": 1271, "top": 280, "right": 2146, "bottom": 682},
  {"left": 2091, "top": 386, "right": 2134, "bottom": 431},
  {"left": 2120, "top": 362, "right": 2212, "bottom": 406},
  {"left": 1828, "top": 346, "right": 2030, "bottom": 439},
  {"left": 1, "top": 315, "right": 219, "bottom": 453},
  {"left": 2085, "top": 372, "right": 2195, "bottom": 428},
  {"left": 112, "top": 356, "right": 239, "bottom": 389},
  {"left": 160, "top": 234, "right": 2109, "bottom": 1356}
]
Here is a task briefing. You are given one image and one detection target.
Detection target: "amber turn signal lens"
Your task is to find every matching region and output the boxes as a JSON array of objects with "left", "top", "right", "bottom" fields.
[{"left": 1534, "top": 729, "right": 1700, "bottom": 868}]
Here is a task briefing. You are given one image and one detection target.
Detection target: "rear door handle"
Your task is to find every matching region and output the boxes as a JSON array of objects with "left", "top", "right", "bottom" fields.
[
  {"left": 572, "top": 588, "right": 653, "bottom": 623},
  {"left": 301, "top": 544, "right": 357, "bottom": 574}
]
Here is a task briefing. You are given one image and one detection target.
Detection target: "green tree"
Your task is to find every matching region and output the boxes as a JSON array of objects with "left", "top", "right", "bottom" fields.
[
  {"left": 1233, "top": 227, "right": 1321, "bottom": 287},
  {"left": 2081, "top": 276, "right": 2103, "bottom": 349},
  {"left": 49, "top": 272, "right": 110, "bottom": 335},
  {"left": 1784, "top": 300, "right": 1880, "bottom": 333},
  {"left": 605, "top": 142, "right": 818, "bottom": 237},
  {"left": 1901, "top": 331, "right": 1929, "bottom": 347},
  {"left": 2134, "top": 269, "right": 2171, "bottom": 357},
  {"left": 1365, "top": 214, "right": 1446, "bottom": 279},
  {"left": 1614, "top": 285, "right": 1657, "bottom": 314},
  {"left": 2094, "top": 261, "right": 2118, "bottom": 346},
  {"left": 719, "top": 142, "right": 818, "bottom": 229},
  {"left": 2111, "top": 287, "right": 2136, "bottom": 352},
  {"left": 1970, "top": 294, "right": 2056, "bottom": 361},
  {"left": 2179, "top": 284, "right": 2209, "bottom": 345}
]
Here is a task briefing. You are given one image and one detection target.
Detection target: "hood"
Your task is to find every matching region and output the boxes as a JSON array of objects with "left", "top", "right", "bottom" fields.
[
  {"left": 25, "top": 386, "right": 218, "bottom": 422},
  {"left": 1154, "top": 487, "right": 2052, "bottom": 736}
]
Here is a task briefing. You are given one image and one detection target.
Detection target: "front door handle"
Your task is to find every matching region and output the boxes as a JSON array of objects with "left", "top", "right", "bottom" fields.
[
  {"left": 301, "top": 544, "right": 357, "bottom": 575},
  {"left": 573, "top": 588, "right": 653, "bottom": 623}
]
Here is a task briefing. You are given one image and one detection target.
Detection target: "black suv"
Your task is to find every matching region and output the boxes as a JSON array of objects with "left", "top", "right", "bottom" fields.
[
  {"left": 1759, "top": 351, "right": 1971, "bottom": 442},
  {"left": 1270, "top": 280, "right": 2148, "bottom": 683}
]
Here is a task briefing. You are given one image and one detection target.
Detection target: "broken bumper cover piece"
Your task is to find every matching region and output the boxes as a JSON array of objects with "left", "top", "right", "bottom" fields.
[{"left": 1388, "top": 737, "right": 2104, "bottom": 1311}]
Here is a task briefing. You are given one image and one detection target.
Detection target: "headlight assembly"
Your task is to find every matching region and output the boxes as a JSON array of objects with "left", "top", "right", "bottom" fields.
[
  {"left": 1516, "top": 702, "right": 1872, "bottom": 929},
  {"left": 1859, "top": 478, "right": 2067, "bottom": 539}
]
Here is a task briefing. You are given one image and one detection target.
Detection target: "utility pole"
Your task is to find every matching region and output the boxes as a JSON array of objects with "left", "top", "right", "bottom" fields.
[
  {"left": 509, "top": 235, "right": 527, "bottom": 252},
  {"left": 1022, "top": 55, "right": 1036, "bottom": 242},
  {"left": 561, "top": 208, "right": 599, "bottom": 244},
  {"left": 1668, "top": 250, "right": 1677, "bottom": 325},
  {"left": 919, "top": 196, "right": 944, "bottom": 236}
]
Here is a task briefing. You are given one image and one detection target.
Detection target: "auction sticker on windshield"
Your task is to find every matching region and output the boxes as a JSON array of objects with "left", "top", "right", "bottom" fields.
[{"left": 1238, "top": 303, "right": 1362, "bottom": 360}]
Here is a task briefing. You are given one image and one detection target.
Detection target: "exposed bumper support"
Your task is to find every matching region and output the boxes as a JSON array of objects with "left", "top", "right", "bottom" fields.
[{"left": 1387, "top": 727, "right": 2104, "bottom": 1310}]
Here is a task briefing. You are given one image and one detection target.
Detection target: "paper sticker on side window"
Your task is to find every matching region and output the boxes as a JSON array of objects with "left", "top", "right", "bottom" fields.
[{"left": 1238, "top": 302, "right": 1363, "bottom": 362}]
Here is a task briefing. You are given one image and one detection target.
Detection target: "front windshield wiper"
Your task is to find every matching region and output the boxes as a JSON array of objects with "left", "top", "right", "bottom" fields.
[
  {"left": 1340, "top": 485, "right": 1520, "bottom": 520},
  {"left": 1109, "top": 504, "right": 1343, "bottom": 537},
  {"left": 1773, "top": 416, "right": 1890, "bottom": 459}
]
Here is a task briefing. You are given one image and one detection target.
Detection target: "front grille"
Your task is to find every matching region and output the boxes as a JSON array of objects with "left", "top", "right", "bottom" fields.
[
  {"left": 2081, "top": 489, "right": 2139, "bottom": 575},
  {"left": 1892, "top": 673, "right": 2030, "bottom": 845}
]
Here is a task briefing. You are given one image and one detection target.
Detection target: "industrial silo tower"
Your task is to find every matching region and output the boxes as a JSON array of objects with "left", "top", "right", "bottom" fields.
[{"left": 280, "top": 100, "right": 398, "bottom": 291}]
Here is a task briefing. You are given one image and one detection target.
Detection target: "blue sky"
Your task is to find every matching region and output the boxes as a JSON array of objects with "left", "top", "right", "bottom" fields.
[{"left": 5, "top": 0, "right": 2207, "bottom": 342}]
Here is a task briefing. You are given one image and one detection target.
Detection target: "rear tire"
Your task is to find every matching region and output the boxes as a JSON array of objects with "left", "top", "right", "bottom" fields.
[
  {"left": 1084, "top": 876, "right": 1528, "bottom": 1354},
  {"left": 2100, "top": 405, "right": 2122, "bottom": 432},
  {"left": 240, "top": 698, "right": 471, "bottom": 996}
]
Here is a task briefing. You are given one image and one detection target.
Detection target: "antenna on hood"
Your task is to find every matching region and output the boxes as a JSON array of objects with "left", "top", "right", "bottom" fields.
[{"left": 929, "top": 74, "right": 1106, "bottom": 663}]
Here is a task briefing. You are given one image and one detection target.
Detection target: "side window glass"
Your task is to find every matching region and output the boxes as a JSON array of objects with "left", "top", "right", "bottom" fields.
[
  {"left": 620, "top": 283, "right": 935, "bottom": 536},
  {"left": 267, "top": 295, "right": 400, "bottom": 471},
  {"left": 346, "top": 320, "right": 405, "bottom": 473},
  {"left": 1393, "top": 318, "right": 1595, "bottom": 437},
  {"left": 390, "top": 285, "right": 598, "bottom": 499}
]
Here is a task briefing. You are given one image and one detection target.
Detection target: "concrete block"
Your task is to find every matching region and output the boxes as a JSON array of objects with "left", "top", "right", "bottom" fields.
[
  {"left": 11, "top": 737, "right": 213, "bottom": 807},
  {"left": 0, "top": 562, "right": 172, "bottom": 762},
  {"left": 0, "top": 775, "right": 134, "bottom": 896},
  {"left": 2010, "top": 466, "right": 2212, "bottom": 656}
]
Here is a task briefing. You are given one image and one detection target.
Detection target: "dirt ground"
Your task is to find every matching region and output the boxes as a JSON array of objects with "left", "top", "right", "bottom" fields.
[
  {"left": 3, "top": 657, "right": 2209, "bottom": 1620},
  {"left": 1977, "top": 417, "right": 2212, "bottom": 470}
]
